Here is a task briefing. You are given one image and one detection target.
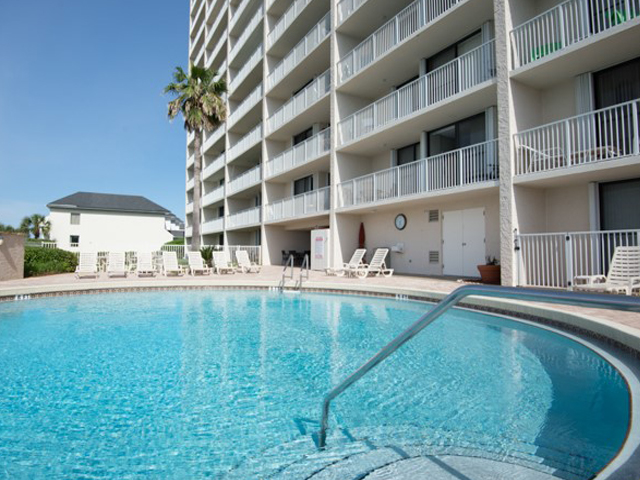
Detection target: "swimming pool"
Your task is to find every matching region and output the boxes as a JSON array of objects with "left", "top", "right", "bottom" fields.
[{"left": 0, "top": 290, "right": 631, "bottom": 479}]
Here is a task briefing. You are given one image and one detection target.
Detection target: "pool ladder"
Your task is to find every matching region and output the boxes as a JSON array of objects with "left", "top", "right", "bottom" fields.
[
  {"left": 279, "top": 254, "right": 309, "bottom": 293},
  {"left": 317, "top": 285, "right": 640, "bottom": 449}
]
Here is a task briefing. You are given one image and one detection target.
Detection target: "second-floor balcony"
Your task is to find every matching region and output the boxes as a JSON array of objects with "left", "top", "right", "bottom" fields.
[
  {"left": 203, "top": 185, "right": 225, "bottom": 207},
  {"left": 514, "top": 99, "right": 640, "bottom": 177},
  {"left": 265, "top": 187, "right": 330, "bottom": 222},
  {"left": 228, "top": 123, "right": 263, "bottom": 162},
  {"left": 337, "top": 139, "right": 499, "bottom": 209},
  {"left": 266, "top": 128, "right": 331, "bottom": 179},
  {"left": 227, "top": 206, "right": 262, "bottom": 229},
  {"left": 227, "top": 164, "right": 262, "bottom": 195},
  {"left": 338, "top": 40, "right": 496, "bottom": 146}
]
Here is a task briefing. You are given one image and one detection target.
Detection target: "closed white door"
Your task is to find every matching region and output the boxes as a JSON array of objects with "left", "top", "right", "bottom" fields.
[{"left": 443, "top": 208, "right": 485, "bottom": 277}]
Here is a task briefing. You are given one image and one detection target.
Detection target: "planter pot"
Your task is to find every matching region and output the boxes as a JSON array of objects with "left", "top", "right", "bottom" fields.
[{"left": 477, "top": 264, "right": 501, "bottom": 285}]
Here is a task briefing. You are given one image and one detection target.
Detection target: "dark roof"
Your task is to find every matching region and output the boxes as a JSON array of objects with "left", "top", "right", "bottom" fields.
[{"left": 47, "top": 192, "right": 170, "bottom": 215}]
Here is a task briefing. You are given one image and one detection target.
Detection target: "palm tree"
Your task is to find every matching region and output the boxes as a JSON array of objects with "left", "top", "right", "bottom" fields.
[
  {"left": 29, "top": 214, "right": 47, "bottom": 239},
  {"left": 19, "top": 216, "right": 32, "bottom": 236},
  {"left": 164, "top": 65, "right": 227, "bottom": 251}
]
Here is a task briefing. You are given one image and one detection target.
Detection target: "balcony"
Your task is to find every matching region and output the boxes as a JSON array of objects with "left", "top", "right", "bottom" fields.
[
  {"left": 203, "top": 153, "right": 226, "bottom": 180},
  {"left": 203, "top": 123, "right": 225, "bottom": 152},
  {"left": 228, "top": 123, "right": 262, "bottom": 162},
  {"left": 337, "top": 139, "right": 499, "bottom": 209},
  {"left": 265, "top": 187, "right": 330, "bottom": 222},
  {"left": 268, "top": 0, "right": 311, "bottom": 48},
  {"left": 511, "top": 0, "right": 640, "bottom": 72},
  {"left": 186, "top": 226, "right": 193, "bottom": 237},
  {"left": 338, "top": 40, "right": 496, "bottom": 147},
  {"left": 186, "top": 202, "right": 194, "bottom": 215},
  {"left": 229, "top": 0, "right": 252, "bottom": 33},
  {"left": 227, "top": 164, "right": 262, "bottom": 195},
  {"left": 206, "top": 27, "right": 228, "bottom": 70},
  {"left": 230, "top": 6, "right": 263, "bottom": 62},
  {"left": 229, "top": 44, "right": 263, "bottom": 93},
  {"left": 514, "top": 99, "right": 640, "bottom": 178},
  {"left": 266, "top": 12, "right": 331, "bottom": 92},
  {"left": 187, "top": 177, "right": 195, "bottom": 192},
  {"left": 187, "top": 153, "right": 195, "bottom": 169},
  {"left": 337, "top": 0, "right": 368, "bottom": 25},
  {"left": 266, "top": 128, "right": 331, "bottom": 179},
  {"left": 267, "top": 69, "right": 330, "bottom": 135},
  {"left": 203, "top": 185, "right": 225, "bottom": 207},
  {"left": 202, "top": 217, "right": 225, "bottom": 235},
  {"left": 227, "top": 206, "right": 262, "bottom": 229},
  {"left": 229, "top": 83, "right": 263, "bottom": 127}
]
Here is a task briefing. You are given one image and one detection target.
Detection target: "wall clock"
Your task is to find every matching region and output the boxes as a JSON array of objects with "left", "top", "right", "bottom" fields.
[{"left": 395, "top": 214, "right": 407, "bottom": 230}]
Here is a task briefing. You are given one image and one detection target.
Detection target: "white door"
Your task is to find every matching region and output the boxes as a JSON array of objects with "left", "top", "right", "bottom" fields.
[
  {"left": 443, "top": 208, "right": 485, "bottom": 277},
  {"left": 310, "top": 229, "right": 329, "bottom": 271}
]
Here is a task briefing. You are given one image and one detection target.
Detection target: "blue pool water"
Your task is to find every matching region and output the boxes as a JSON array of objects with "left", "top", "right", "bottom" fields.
[{"left": 0, "top": 291, "right": 630, "bottom": 479}]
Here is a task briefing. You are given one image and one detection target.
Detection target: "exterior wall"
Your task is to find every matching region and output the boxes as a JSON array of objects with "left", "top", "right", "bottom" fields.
[
  {"left": 49, "top": 209, "right": 173, "bottom": 252},
  {"left": 0, "top": 233, "right": 26, "bottom": 281}
]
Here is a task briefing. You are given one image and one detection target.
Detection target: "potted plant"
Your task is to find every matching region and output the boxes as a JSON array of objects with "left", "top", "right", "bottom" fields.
[
  {"left": 477, "top": 256, "right": 501, "bottom": 285},
  {"left": 200, "top": 246, "right": 214, "bottom": 267}
]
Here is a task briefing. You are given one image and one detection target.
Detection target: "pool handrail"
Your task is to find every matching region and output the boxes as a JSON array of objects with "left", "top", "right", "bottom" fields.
[
  {"left": 317, "top": 285, "right": 640, "bottom": 448},
  {"left": 279, "top": 254, "right": 295, "bottom": 292}
]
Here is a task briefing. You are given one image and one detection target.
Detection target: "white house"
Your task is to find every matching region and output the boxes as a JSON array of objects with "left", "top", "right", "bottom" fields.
[{"left": 47, "top": 192, "right": 177, "bottom": 252}]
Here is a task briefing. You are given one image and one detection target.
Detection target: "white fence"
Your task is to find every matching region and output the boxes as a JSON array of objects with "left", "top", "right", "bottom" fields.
[
  {"left": 514, "top": 99, "right": 640, "bottom": 176},
  {"left": 268, "top": 0, "right": 312, "bottom": 48},
  {"left": 338, "top": 40, "right": 495, "bottom": 145},
  {"left": 213, "top": 245, "right": 262, "bottom": 265},
  {"left": 25, "top": 241, "right": 58, "bottom": 249},
  {"left": 266, "top": 128, "right": 331, "bottom": 178},
  {"left": 227, "top": 164, "right": 262, "bottom": 195},
  {"left": 337, "top": 140, "right": 499, "bottom": 208},
  {"left": 230, "top": 44, "right": 263, "bottom": 92},
  {"left": 338, "top": 0, "right": 462, "bottom": 83},
  {"left": 228, "top": 122, "right": 262, "bottom": 161},
  {"left": 516, "top": 229, "right": 640, "bottom": 289},
  {"left": 265, "top": 187, "right": 331, "bottom": 221},
  {"left": 267, "top": 70, "right": 331, "bottom": 133},
  {"left": 337, "top": 0, "right": 368, "bottom": 24},
  {"left": 267, "top": 13, "right": 331, "bottom": 90},
  {"left": 229, "top": 83, "right": 263, "bottom": 127},
  {"left": 511, "top": 0, "right": 640, "bottom": 69},
  {"left": 227, "top": 206, "right": 262, "bottom": 229}
]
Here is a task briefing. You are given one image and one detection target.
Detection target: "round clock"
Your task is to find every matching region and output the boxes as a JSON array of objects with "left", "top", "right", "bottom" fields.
[{"left": 394, "top": 214, "right": 407, "bottom": 230}]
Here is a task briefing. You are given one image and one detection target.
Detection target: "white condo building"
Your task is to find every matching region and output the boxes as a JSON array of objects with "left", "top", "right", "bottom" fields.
[{"left": 185, "top": 0, "right": 640, "bottom": 286}]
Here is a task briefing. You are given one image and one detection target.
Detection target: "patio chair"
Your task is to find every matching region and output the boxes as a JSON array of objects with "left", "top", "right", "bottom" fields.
[
  {"left": 106, "top": 252, "right": 127, "bottom": 278},
  {"left": 134, "top": 252, "right": 157, "bottom": 277},
  {"left": 187, "top": 251, "right": 212, "bottom": 276},
  {"left": 574, "top": 246, "right": 640, "bottom": 295},
  {"left": 326, "top": 249, "right": 366, "bottom": 277},
  {"left": 212, "top": 251, "right": 235, "bottom": 275},
  {"left": 162, "top": 251, "right": 185, "bottom": 276},
  {"left": 75, "top": 252, "right": 99, "bottom": 279},
  {"left": 236, "top": 250, "right": 261, "bottom": 273},
  {"left": 355, "top": 248, "right": 394, "bottom": 279}
]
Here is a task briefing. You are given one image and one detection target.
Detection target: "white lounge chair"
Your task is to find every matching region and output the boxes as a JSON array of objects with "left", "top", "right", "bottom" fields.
[
  {"left": 134, "top": 252, "right": 156, "bottom": 277},
  {"left": 574, "top": 246, "right": 640, "bottom": 295},
  {"left": 162, "top": 251, "right": 185, "bottom": 276},
  {"left": 326, "top": 249, "right": 367, "bottom": 277},
  {"left": 106, "top": 252, "right": 127, "bottom": 278},
  {"left": 75, "top": 252, "right": 99, "bottom": 279},
  {"left": 187, "top": 251, "right": 212, "bottom": 276},
  {"left": 355, "top": 248, "right": 394, "bottom": 279},
  {"left": 236, "top": 250, "right": 261, "bottom": 273},
  {"left": 212, "top": 251, "right": 235, "bottom": 275}
]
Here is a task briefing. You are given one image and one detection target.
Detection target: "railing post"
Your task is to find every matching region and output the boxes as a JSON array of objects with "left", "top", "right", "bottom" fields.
[
  {"left": 458, "top": 149, "right": 464, "bottom": 186},
  {"left": 633, "top": 101, "right": 639, "bottom": 156},
  {"left": 373, "top": 175, "right": 377, "bottom": 202},
  {"left": 564, "top": 119, "right": 572, "bottom": 167},
  {"left": 558, "top": 4, "right": 566, "bottom": 48},
  {"left": 565, "top": 233, "right": 574, "bottom": 290},
  {"left": 456, "top": 57, "right": 462, "bottom": 94},
  {"left": 396, "top": 167, "right": 401, "bottom": 198},
  {"left": 352, "top": 181, "right": 356, "bottom": 206}
]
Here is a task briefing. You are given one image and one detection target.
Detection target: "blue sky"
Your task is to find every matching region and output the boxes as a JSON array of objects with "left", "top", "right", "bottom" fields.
[{"left": 0, "top": 1, "right": 189, "bottom": 227}]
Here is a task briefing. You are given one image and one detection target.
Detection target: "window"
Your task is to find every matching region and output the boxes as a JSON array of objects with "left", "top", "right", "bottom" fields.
[
  {"left": 600, "top": 178, "right": 640, "bottom": 230},
  {"left": 70, "top": 213, "right": 80, "bottom": 225},
  {"left": 428, "top": 113, "right": 485, "bottom": 156},
  {"left": 293, "top": 127, "right": 313, "bottom": 146},
  {"left": 426, "top": 31, "right": 482, "bottom": 72},
  {"left": 70, "top": 235, "right": 80, "bottom": 246},
  {"left": 294, "top": 175, "right": 313, "bottom": 196},
  {"left": 397, "top": 143, "right": 420, "bottom": 166},
  {"left": 594, "top": 57, "right": 640, "bottom": 109},
  {"left": 218, "top": 206, "right": 225, "bottom": 218}
]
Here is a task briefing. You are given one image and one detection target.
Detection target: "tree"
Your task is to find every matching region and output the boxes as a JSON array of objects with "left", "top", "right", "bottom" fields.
[
  {"left": 0, "top": 223, "right": 16, "bottom": 232},
  {"left": 18, "top": 214, "right": 51, "bottom": 239},
  {"left": 164, "top": 65, "right": 227, "bottom": 251}
]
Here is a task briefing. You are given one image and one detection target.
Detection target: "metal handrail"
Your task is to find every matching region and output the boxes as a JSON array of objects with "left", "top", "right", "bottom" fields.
[
  {"left": 297, "top": 254, "right": 310, "bottom": 290},
  {"left": 317, "top": 285, "right": 640, "bottom": 448},
  {"left": 279, "top": 254, "right": 295, "bottom": 292}
]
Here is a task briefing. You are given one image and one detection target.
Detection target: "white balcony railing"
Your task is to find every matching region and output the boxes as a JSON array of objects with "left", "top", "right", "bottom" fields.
[
  {"left": 186, "top": 202, "right": 194, "bottom": 214},
  {"left": 203, "top": 185, "right": 225, "bottom": 206},
  {"left": 337, "top": 139, "right": 499, "bottom": 208},
  {"left": 229, "top": 83, "right": 263, "bottom": 126},
  {"left": 202, "top": 217, "right": 225, "bottom": 235},
  {"left": 187, "top": 153, "right": 195, "bottom": 168},
  {"left": 229, "top": 0, "right": 252, "bottom": 32},
  {"left": 516, "top": 229, "right": 640, "bottom": 289},
  {"left": 227, "top": 164, "right": 262, "bottom": 195},
  {"left": 230, "top": 6, "right": 264, "bottom": 61},
  {"left": 203, "top": 153, "right": 226, "bottom": 179},
  {"left": 227, "top": 206, "right": 262, "bottom": 228},
  {"left": 514, "top": 99, "right": 640, "bottom": 176},
  {"left": 267, "top": 13, "right": 331, "bottom": 91},
  {"left": 187, "top": 177, "right": 195, "bottom": 191},
  {"left": 339, "top": 40, "right": 495, "bottom": 145},
  {"left": 266, "top": 128, "right": 331, "bottom": 178},
  {"left": 266, "top": 187, "right": 331, "bottom": 221},
  {"left": 228, "top": 122, "right": 263, "bottom": 161},
  {"left": 204, "top": 0, "right": 228, "bottom": 53},
  {"left": 207, "top": 28, "right": 227, "bottom": 69},
  {"left": 511, "top": 0, "right": 640, "bottom": 70},
  {"left": 337, "top": 0, "right": 368, "bottom": 24},
  {"left": 338, "top": 0, "right": 464, "bottom": 83},
  {"left": 267, "top": 69, "right": 330, "bottom": 134},
  {"left": 267, "top": 0, "right": 313, "bottom": 49},
  {"left": 204, "top": 123, "right": 225, "bottom": 151},
  {"left": 230, "top": 44, "right": 263, "bottom": 92}
]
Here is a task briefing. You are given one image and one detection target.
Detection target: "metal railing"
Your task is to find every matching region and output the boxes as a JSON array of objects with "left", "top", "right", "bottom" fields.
[
  {"left": 227, "top": 164, "right": 262, "bottom": 195},
  {"left": 337, "top": 139, "right": 499, "bottom": 208},
  {"left": 337, "top": 0, "right": 368, "bottom": 24},
  {"left": 230, "top": 44, "right": 263, "bottom": 92},
  {"left": 226, "top": 206, "right": 262, "bottom": 229},
  {"left": 215, "top": 245, "right": 261, "bottom": 265},
  {"left": 267, "top": 70, "right": 331, "bottom": 134},
  {"left": 514, "top": 99, "right": 640, "bottom": 176},
  {"left": 511, "top": 0, "right": 640, "bottom": 69},
  {"left": 203, "top": 123, "right": 225, "bottom": 151},
  {"left": 203, "top": 153, "right": 226, "bottom": 180},
  {"left": 268, "top": 0, "right": 313, "bottom": 48},
  {"left": 206, "top": 27, "right": 227, "bottom": 69},
  {"left": 202, "top": 217, "right": 225, "bottom": 235},
  {"left": 228, "top": 83, "right": 263, "bottom": 127},
  {"left": 267, "top": 12, "right": 331, "bottom": 91},
  {"left": 279, "top": 254, "right": 295, "bottom": 291},
  {"left": 317, "top": 284, "right": 640, "bottom": 448},
  {"left": 516, "top": 229, "right": 640, "bottom": 289},
  {"left": 265, "top": 187, "right": 331, "bottom": 222},
  {"left": 228, "top": 122, "right": 262, "bottom": 161},
  {"left": 338, "top": 0, "right": 463, "bottom": 83},
  {"left": 266, "top": 128, "right": 331, "bottom": 179},
  {"left": 296, "top": 254, "right": 310, "bottom": 289},
  {"left": 230, "top": 6, "right": 263, "bottom": 61},
  {"left": 202, "top": 185, "right": 225, "bottom": 206},
  {"left": 229, "top": 0, "right": 252, "bottom": 32},
  {"left": 338, "top": 40, "right": 495, "bottom": 145}
]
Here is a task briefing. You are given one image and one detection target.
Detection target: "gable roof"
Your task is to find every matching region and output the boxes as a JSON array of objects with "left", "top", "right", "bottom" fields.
[{"left": 47, "top": 192, "right": 170, "bottom": 215}]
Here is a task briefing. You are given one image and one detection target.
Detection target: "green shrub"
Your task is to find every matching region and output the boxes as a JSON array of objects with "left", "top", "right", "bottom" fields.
[
  {"left": 24, "top": 247, "right": 78, "bottom": 277},
  {"left": 164, "top": 238, "right": 186, "bottom": 246},
  {"left": 200, "top": 246, "right": 214, "bottom": 267}
]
